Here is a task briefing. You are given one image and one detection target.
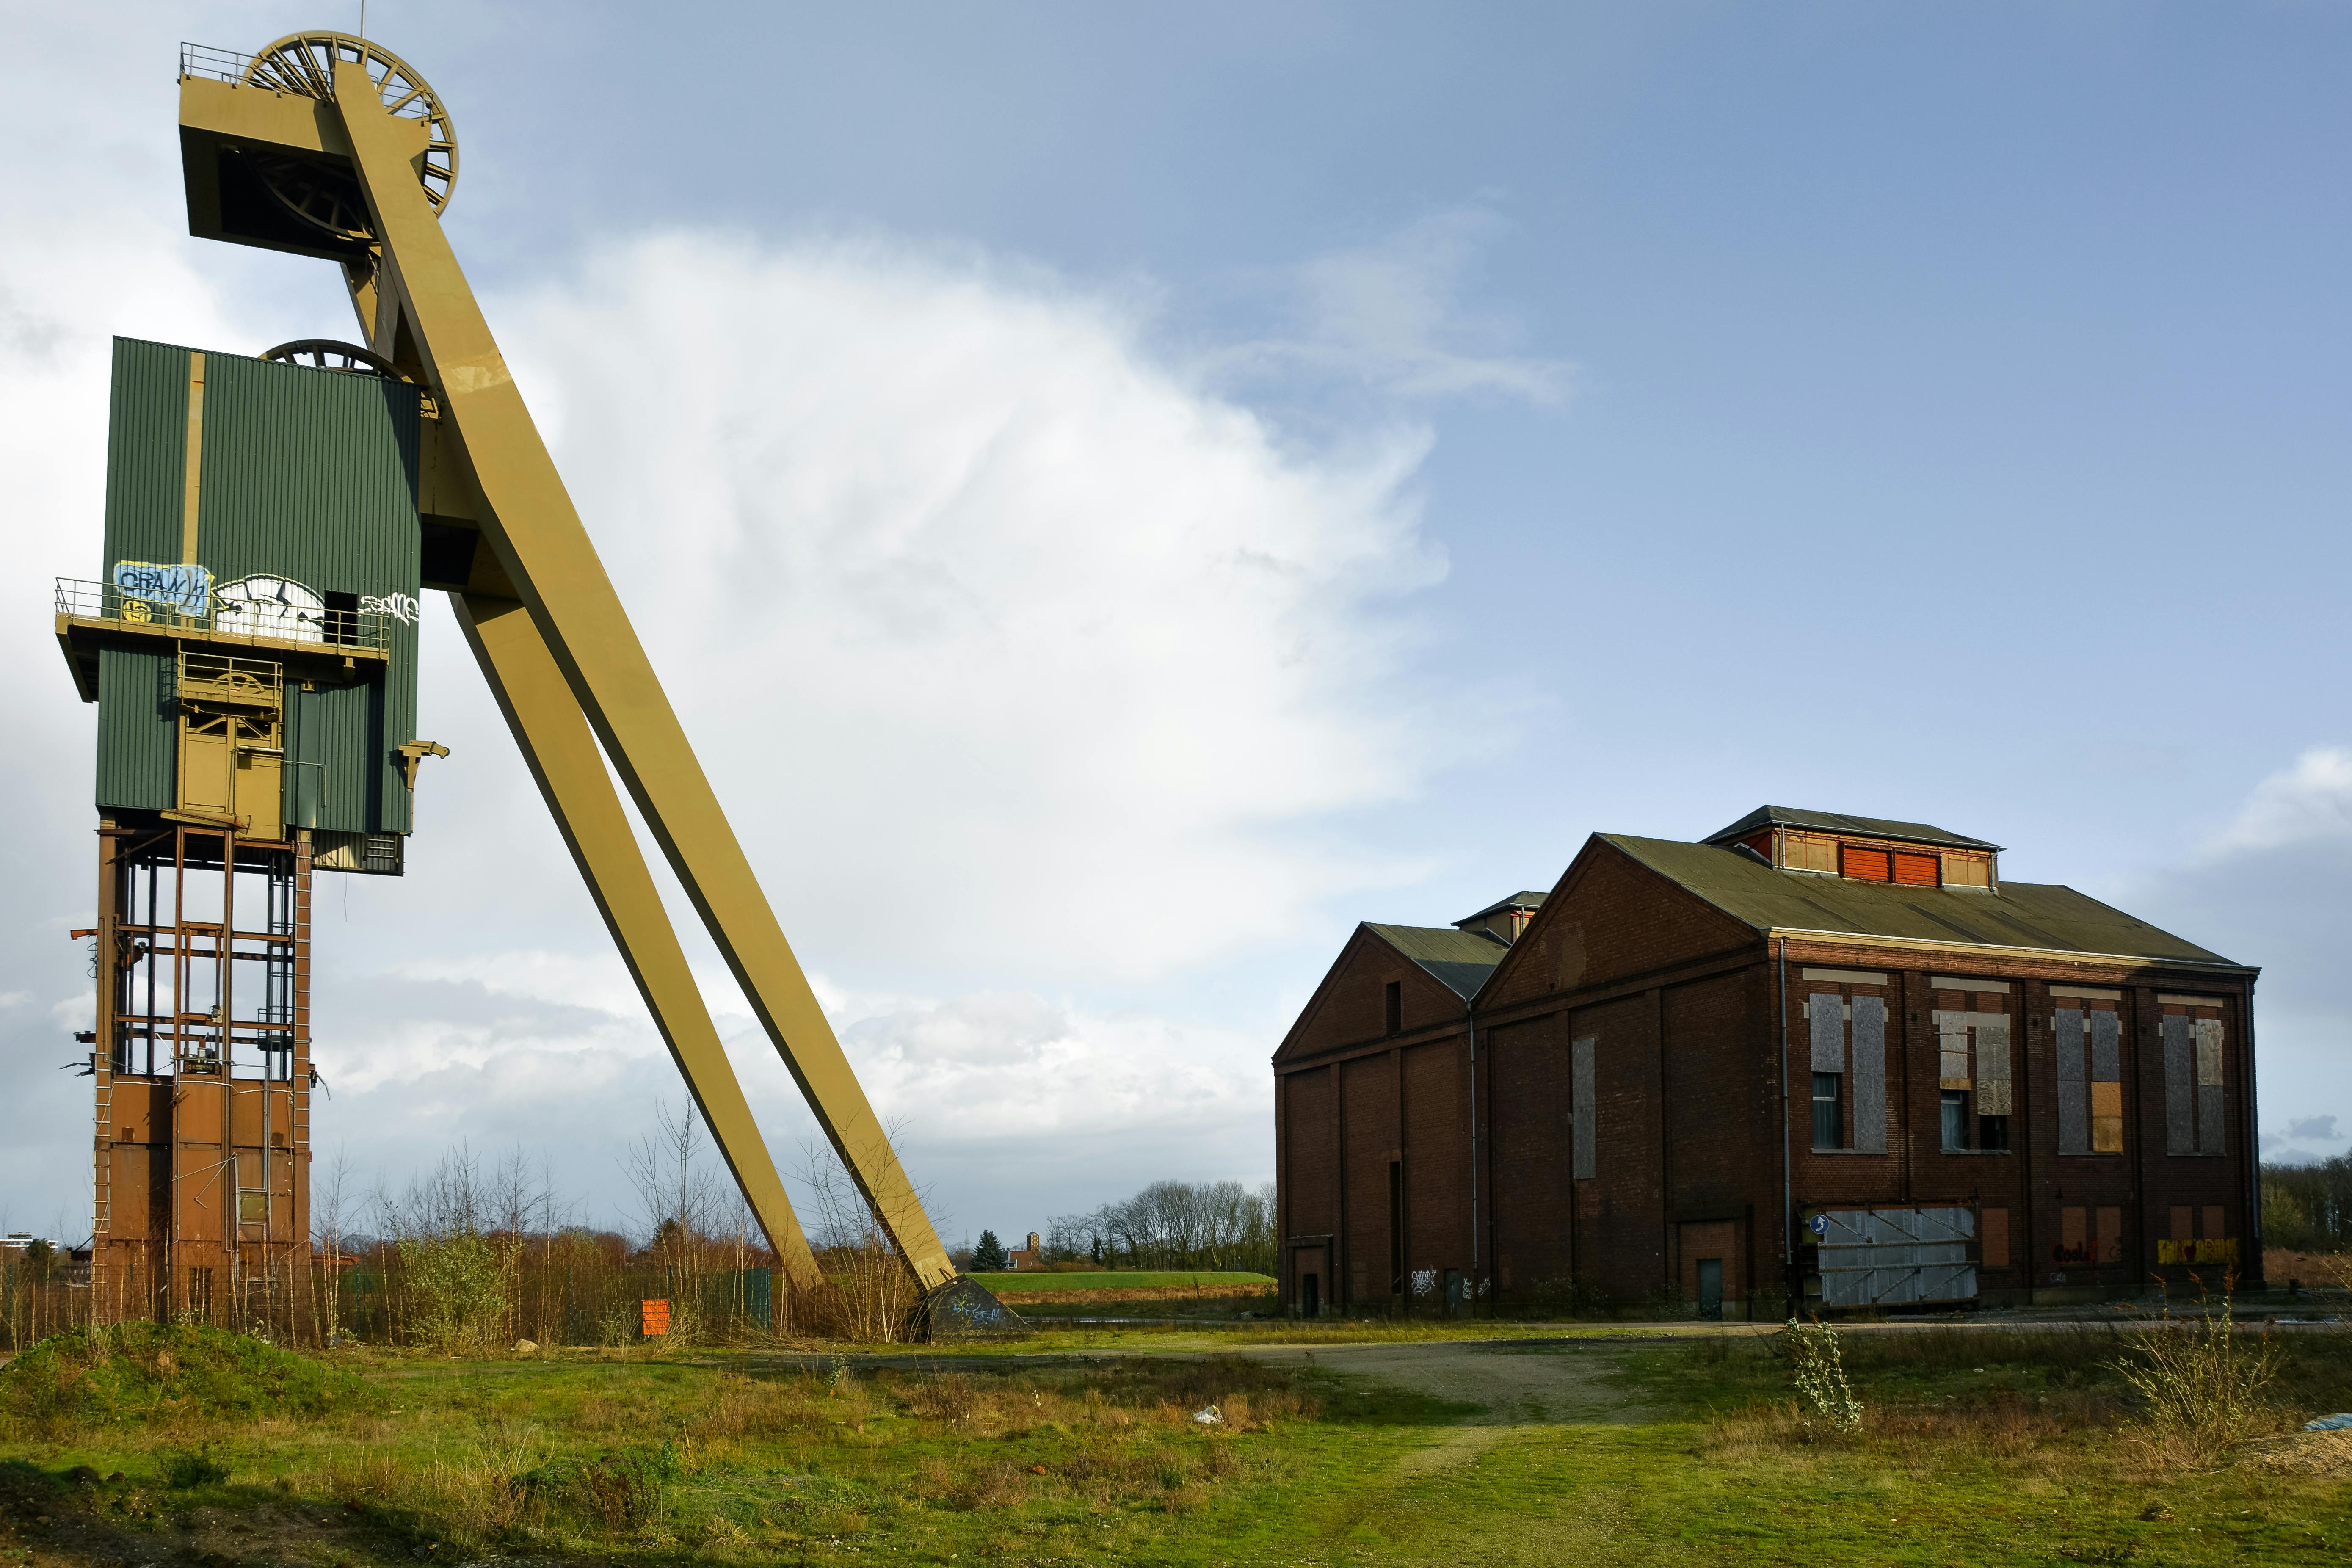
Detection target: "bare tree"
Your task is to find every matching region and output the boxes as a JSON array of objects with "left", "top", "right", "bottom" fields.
[
  {"left": 794, "top": 1125, "right": 928, "bottom": 1343},
  {"left": 622, "top": 1096, "right": 720, "bottom": 1256},
  {"left": 311, "top": 1146, "right": 354, "bottom": 1344}
]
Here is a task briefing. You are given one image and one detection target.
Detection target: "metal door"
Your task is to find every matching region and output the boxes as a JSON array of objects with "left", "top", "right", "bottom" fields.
[
  {"left": 1697, "top": 1258, "right": 1723, "bottom": 1320},
  {"left": 1817, "top": 1206, "right": 1976, "bottom": 1306}
]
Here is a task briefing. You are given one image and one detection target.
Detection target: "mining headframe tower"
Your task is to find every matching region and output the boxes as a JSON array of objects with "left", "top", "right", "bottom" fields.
[{"left": 56, "top": 30, "right": 1011, "bottom": 1336}]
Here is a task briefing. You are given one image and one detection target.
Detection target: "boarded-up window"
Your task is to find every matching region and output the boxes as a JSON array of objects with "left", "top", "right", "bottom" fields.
[
  {"left": 2162, "top": 1014, "right": 2193, "bottom": 1152},
  {"left": 1785, "top": 834, "right": 1836, "bottom": 873},
  {"left": 2090, "top": 1011, "right": 2123, "bottom": 1151},
  {"left": 2164, "top": 1010, "right": 2227, "bottom": 1155},
  {"left": 2097, "top": 1206, "right": 2124, "bottom": 1264},
  {"left": 1571, "top": 1037, "right": 1596, "bottom": 1181},
  {"left": 2171, "top": 1206, "right": 2193, "bottom": 1242},
  {"left": 1383, "top": 980, "right": 1402, "bottom": 1036},
  {"left": 2195, "top": 1019, "right": 2225, "bottom": 1154},
  {"left": 1936, "top": 1006, "right": 2012, "bottom": 1121},
  {"left": 1841, "top": 845, "right": 1892, "bottom": 881},
  {"left": 2056, "top": 1009, "right": 2088, "bottom": 1153},
  {"left": 1938, "top": 1011, "right": 1971, "bottom": 1089},
  {"left": 1941, "top": 852, "right": 1992, "bottom": 889},
  {"left": 1975, "top": 1015, "right": 2012, "bottom": 1118},
  {"left": 2056, "top": 1008, "right": 2123, "bottom": 1154},
  {"left": 2090, "top": 1081, "right": 2123, "bottom": 1144},
  {"left": 1981, "top": 1206, "right": 2010, "bottom": 1268},
  {"left": 1851, "top": 996, "right": 1887, "bottom": 1154},
  {"left": 1891, "top": 850, "right": 1939, "bottom": 886},
  {"left": 1809, "top": 992, "right": 1846, "bottom": 1072},
  {"left": 2203, "top": 1204, "right": 2225, "bottom": 1240}
]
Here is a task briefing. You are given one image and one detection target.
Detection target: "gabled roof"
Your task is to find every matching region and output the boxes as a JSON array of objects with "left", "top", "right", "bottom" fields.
[
  {"left": 1455, "top": 890, "right": 1548, "bottom": 925},
  {"left": 1366, "top": 923, "right": 1509, "bottom": 999},
  {"left": 1703, "top": 805, "right": 2001, "bottom": 853},
  {"left": 1603, "top": 836, "right": 2242, "bottom": 969}
]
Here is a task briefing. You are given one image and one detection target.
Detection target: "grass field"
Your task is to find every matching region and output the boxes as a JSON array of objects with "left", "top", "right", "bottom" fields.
[
  {"left": 2, "top": 1319, "right": 2348, "bottom": 1565},
  {"left": 968, "top": 1271, "right": 1276, "bottom": 1292}
]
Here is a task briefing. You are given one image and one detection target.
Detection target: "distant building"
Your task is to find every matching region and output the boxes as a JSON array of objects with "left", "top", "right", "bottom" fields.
[
  {"left": 1272, "top": 806, "right": 2260, "bottom": 1320},
  {"left": 1005, "top": 1231, "right": 1045, "bottom": 1271}
]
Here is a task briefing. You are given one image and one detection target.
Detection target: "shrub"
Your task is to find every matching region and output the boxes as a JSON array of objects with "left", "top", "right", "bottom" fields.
[
  {"left": 162, "top": 1445, "right": 229, "bottom": 1488},
  {"left": 1783, "top": 1317, "right": 1863, "bottom": 1437},
  {"left": 2112, "top": 1282, "right": 2279, "bottom": 1469},
  {"left": 397, "top": 1232, "right": 511, "bottom": 1353},
  {"left": 516, "top": 1443, "right": 682, "bottom": 1530}
]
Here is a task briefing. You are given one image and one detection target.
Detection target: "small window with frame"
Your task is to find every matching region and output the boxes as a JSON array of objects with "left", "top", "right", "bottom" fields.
[{"left": 1812, "top": 1071, "right": 1844, "bottom": 1150}]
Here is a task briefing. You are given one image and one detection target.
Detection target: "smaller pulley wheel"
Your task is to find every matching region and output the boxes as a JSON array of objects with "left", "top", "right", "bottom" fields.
[{"left": 259, "top": 340, "right": 397, "bottom": 375}]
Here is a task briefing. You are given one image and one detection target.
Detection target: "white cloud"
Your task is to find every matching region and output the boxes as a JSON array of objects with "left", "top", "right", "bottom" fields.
[
  {"left": 2120, "top": 746, "right": 2352, "bottom": 1168},
  {"left": 2207, "top": 747, "right": 2352, "bottom": 855},
  {"left": 494, "top": 229, "right": 1475, "bottom": 984},
  {"left": 1208, "top": 207, "right": 1569, "bottom": 402}
]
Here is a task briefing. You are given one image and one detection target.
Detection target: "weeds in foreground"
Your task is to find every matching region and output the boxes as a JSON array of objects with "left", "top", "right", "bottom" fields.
[
  {"left": 1783, "top": 1318, "right": 1862, "bottom": 1437},
  {"left": 160, "top": 1445, "right": 228, "bottom": 1488},
  {"left": 2112, "top": 1282, "right": 2280, "bottom": 1470}
]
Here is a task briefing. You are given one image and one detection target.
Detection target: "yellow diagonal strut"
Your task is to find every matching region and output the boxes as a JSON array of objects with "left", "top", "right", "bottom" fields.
[
  {"left": 453, "top": 594, "right": 822, "bottom": 1292},
  {"left": 330, "top": 63, "right": 955, "bottom": 1288}
]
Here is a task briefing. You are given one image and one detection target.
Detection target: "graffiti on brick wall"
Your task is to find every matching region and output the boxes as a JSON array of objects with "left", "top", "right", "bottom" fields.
[{"left": 2156, "top": 1238, "right": 2238, "bottom": 1266}]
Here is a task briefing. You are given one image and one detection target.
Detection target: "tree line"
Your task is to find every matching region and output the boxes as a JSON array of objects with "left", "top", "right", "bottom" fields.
[
  {"left": 1019, "top": 1179, "right": 1278, "bottom": 1275},
  {"left": 2261, "top": 1155, "right": 2352, "bottom": 1253}
]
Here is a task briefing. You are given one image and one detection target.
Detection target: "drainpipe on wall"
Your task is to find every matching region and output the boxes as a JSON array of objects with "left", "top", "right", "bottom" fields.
[
  {"left": 2244, "top": 975, "right": 2262, "bottom": 1276},
  {"left": 1466, "top": 994, "right": 1479, "bottom": 1318}
]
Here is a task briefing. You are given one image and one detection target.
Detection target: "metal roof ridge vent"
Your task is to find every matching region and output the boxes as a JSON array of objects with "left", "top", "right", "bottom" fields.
[{"left": 1702, "top": 803, "right": 2003, "bottom": 853}]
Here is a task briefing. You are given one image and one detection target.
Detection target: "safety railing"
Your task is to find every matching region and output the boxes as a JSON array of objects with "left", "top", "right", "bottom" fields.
[
  {"left": 178, "top": 40, "right": 436, "bottom": 116},
  {"left": 179, "top": 41, "right": 254, "bottom": 86},
  {"left": 55, "top": 577, "right": 403, "bottom": 657}
]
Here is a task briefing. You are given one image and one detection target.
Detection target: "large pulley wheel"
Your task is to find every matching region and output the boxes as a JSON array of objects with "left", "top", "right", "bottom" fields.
[{"left": 241, "top": 32, "right": 458, "bottom": 240}]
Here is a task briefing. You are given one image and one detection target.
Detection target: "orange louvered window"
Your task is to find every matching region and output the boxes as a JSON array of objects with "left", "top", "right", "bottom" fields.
[
  {"left": 1891, "top": 851, "right": 1939, "bottom": 886},
  {"left": 1839, "top": 845, "right": 1892, "bottom": 881}
]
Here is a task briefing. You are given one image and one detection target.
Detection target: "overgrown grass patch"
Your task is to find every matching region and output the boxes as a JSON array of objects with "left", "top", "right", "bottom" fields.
[
  {"left": 0, "top": 1341, "right": 1459, "bottom": 1565},
  {"left": 0, "top": 1322, "right": 382, "bottom": 1433}
]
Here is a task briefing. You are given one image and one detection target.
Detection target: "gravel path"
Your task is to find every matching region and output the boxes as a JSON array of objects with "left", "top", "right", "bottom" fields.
[{"left": 1230, "top": 1339, "right": 1659, "bottom": 1427}]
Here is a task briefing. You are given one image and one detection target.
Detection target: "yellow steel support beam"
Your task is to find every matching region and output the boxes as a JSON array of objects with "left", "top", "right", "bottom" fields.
[
  {"left": 329, "top": 61, "right": 955, "bottom": 1287},
  {"left": 453, "top": 592, "right": 822, "bottom": 1290}
]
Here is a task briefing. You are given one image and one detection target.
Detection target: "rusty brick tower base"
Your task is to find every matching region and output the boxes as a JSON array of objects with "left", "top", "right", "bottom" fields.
[{"left": 85, "top": 822, "right": 312, "bottom": 1330}]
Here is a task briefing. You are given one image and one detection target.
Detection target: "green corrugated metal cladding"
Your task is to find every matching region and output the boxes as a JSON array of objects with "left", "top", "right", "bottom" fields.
[
  {"left": 94, "top": 337, "right": 424, "bottom": 839},
  {"left": 94, "top": 648, "right": 174, "bottom": 812}
]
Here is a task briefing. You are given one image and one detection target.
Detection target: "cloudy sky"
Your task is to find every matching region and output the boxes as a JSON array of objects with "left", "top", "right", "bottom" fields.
[{"left": 3, "top": 2, "right": 2349, "bottom": 1246}]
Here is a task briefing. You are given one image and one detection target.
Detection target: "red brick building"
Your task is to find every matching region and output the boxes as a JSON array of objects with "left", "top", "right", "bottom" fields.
[{"left": 1271, "top": 806, "right": 2261, "bottom": 1319}]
